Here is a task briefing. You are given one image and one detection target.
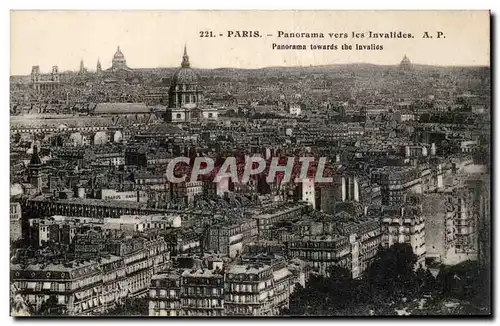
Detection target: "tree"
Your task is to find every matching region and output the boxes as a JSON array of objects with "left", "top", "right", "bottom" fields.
[
  {"left": 366, "top": 243, "right": 418, "bottom": 299},
  {"left": 282, "top": 244, "right": 458, "bottom": 316},
  {"left": 284, "top": 266, "right": 367, "bottom": 316}
]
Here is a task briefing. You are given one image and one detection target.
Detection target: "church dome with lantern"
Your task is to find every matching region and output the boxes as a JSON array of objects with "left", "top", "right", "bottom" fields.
[
  {"left": 168, "top": 45, "right": 203, "bottom": 108},
  {"left": 108, "top": 46, "right": 132, "bottom": 72},
  {"left": 172, "top": 67, "right": 199, "bottom": 85},
  {"left": 399, "top": 54, "right": 412, "bottom": 72},
  {"left": 171, "top": 46, "right": 199, "bottom": 85},
  {"left": 113, "top": 47, "right": 125, "bottom": 60}
]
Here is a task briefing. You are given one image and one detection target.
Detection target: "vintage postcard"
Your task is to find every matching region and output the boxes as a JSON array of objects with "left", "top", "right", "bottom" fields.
[{"left": 9, "top": 10, "right": 491, "bottom": 317}]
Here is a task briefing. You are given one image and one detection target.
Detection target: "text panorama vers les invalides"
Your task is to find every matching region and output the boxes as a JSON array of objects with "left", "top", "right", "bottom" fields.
[
  {"left": 199, "top": 30, "right": 443, "bottom": 51},
  {"left": 270, "top": 31, "right": 415, "bottom": 51}
]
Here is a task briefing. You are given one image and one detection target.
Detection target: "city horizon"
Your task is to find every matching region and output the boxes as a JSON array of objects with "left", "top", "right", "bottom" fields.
[
  {"left": 10, "top": 54, "right": 491, "bottom": 77},
  {"left": 10, "top": 11, "right": 490, "bottom": 75}
]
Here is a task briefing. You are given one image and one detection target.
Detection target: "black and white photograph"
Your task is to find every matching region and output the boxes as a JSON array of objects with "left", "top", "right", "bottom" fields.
[{"left": 8, "top": 10, "right": 491, "bottom": 317}]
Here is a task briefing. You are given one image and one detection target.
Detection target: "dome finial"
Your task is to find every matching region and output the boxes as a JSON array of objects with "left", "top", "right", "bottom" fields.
[{"left": 181, "top": 44, "right": 190, "bottom": 68}]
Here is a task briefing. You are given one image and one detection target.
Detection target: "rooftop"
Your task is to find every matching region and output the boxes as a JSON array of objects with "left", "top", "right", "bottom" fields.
[
  {"left": 181, "top": 268, "right": 223, "bottom": 278},
  {"left": 94, "top": 103, "right": 151, "bottom": 114},
  {"left": 29, "top": 196, "right": 167, "bottom": 211},
  {"left": 227, "top": 264, "right": 271, "bottom": 275},
  {"left": 152, "top": 270, "right": 182, "bottom": 281}
]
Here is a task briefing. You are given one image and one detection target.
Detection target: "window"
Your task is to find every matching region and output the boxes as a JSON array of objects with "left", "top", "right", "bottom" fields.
[
  {"left": 176, "top": 113, "right": 182, "bottom": 119},
  {"left": 58, "top": 283, "right": 65, "bottom": 292}
]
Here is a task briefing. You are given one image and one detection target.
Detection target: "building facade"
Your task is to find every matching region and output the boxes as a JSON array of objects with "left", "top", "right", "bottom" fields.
[
  {"left": 180, "top": 268, "right": 225, "bottom": 316},
  {"left": 149, "top": 270, "right": 183, "bottom": 316},
  {"left": 225, "top": 264, "right": 275, "bottom": 316},
  {"left": 31, "top": 65, "right": 61, "bottom": 93}
]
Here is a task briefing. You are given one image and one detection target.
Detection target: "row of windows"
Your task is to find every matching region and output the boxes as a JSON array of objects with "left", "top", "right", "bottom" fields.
[
  {"left": 23, "top": 281, "right": 67, "bottom": 292},
  {"left": 226, "top": 283, "right": 262, "bottom": 293},
  {"left": 183, "top": 310, "right": 224, "bottom": 316},
  {"left": 226, "top": 293, "right": 272, "bottom": 304},
  {"left": 103, "top": 270, "right": 126, "bottom": 283},
  {"left": 149, "top": 309, "right": 181, "bottom": 316},
  {"left": 182, "top": 286, "right": 223, "bottom": 296},
  {"left": 182, "top": 278, "right": 223, "bottom": 286},
  {"left": 181, "top": 298, "right": 223, "bottom": 309},
  {"left": 76, "top": 276, "right": 101, "bottom": 289},
  {"left": 150, "top": 289, "right": 179, "bottom": 298},
  {"left": 75, "top": 296, "right": 101, "bottom": 312},
  {"left": 288, "top": 241, "right": 349, "bottom": 249},
  {"left": 124, "top": 252, "right": 147, "bottom": 265},
  {"left": 149, "top": 301, "right": 181, "bottom": 310},
  {"left": 26, "top": 294, "right": 66, "bottom": 305},
  {"left": 290, "top": 250, "right": 349, "bottom": 261}
]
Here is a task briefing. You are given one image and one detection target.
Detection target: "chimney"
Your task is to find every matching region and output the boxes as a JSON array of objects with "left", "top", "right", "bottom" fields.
[
  {"left": 405, "top": 146, "right": 411, "bottom": 158},
  {"left": 353, "top": 177, "right": 359, "bottom": 202},
  {"left": 341, "top": 177, "right": 346, "bottom": 201},
  {"left": 348, "top": 176, "right": 353, "bottom": 201}
]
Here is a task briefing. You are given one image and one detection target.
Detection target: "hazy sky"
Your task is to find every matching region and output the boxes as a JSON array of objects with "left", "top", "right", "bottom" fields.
[{"left": 10, "top": 10, "right": 490, "bottom": 75}]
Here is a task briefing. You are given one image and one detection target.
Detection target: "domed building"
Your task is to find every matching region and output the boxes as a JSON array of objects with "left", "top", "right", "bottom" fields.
[
  {"left": 107, "top": 46, "right": 133, "bottom": 72},
  {"left": 166, "top": 46, "right": 217, "bottom": 123},
  {"left": 399, "top": 54, "right": 412, "bottom": 72}
]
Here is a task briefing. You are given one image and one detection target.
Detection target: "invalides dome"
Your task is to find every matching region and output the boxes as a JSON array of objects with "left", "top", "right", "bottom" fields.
[
  {"left": 171, "top": 45, "right": 199, "bottom": 84},
  {"left": 168, "top": 45, "right": 203, "bottom": 109}
]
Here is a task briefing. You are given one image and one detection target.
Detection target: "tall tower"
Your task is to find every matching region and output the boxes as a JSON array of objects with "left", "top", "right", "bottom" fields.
[
  {"left": 96, "top": 58, "right": 102, "bottom": 74},
  {"left": 31, "top": 66, "right": 40, "bottom": 92},
  {"left": 31, "top": 66, "right": 40, "bottom": 83},
  {"left": 79, "top": 59, "right": 85, "bottom": 74},
  {"left": 28, "top": 145, "right": 43, "bottom": 193},
  {"left": 51, "top": 66, "right": 59, "bottom": 82}
]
